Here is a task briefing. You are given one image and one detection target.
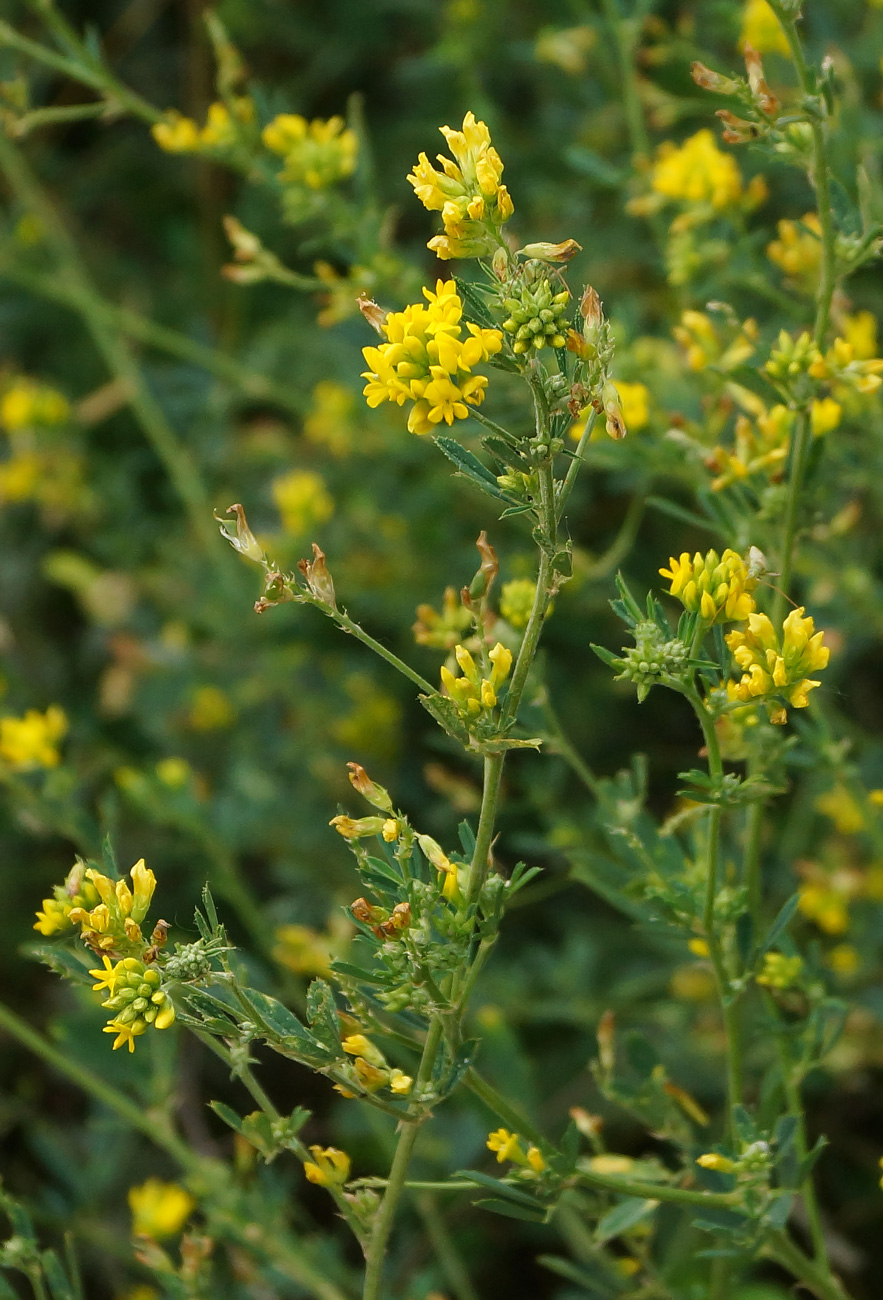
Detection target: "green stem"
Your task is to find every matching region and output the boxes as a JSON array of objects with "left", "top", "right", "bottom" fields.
[
  {"left": 744, "top": 798, "right": 765, "bottom": 934},
  {"left": 0, "top": 263, "right": 309, "bottom": 415},
  {"left": 576, "top": 1168, "right": 740, "bottom": 1209},
  {"left": 416, "top": 1194, "right": 480, "bottom": 1300},
  {"left": 556, "top": 408, "right": 598, "bottom": 524},
  {"left": 539, "top": 688, "right": 599, "bottom": 796},
  {"left": 330, "top": 605, "right": 435, "bottom": 694},
  {"left": 765, "top": 1230, "right": 850, "bottom": 1300},
  {"left": 766, "top": 0, "right": 838, "bottom": 619},
  {"left": 597, "top": 0, "right": 651, "bottom": 163},
  {"left": 464, "top": 754, "right": 504, "bottom": 905},
  {"left": 0, "top": 132, "right": 219, "bottom": 558},
  {"left": 499, "top": 542, "right": 555, "bottom": 730}
]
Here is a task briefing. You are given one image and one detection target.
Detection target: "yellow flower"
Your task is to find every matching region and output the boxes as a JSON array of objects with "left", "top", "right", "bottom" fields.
[
  {"left": 739, "top": 0, "right": 789, "bottom": 55},
  {"left": 659, "top": 549, "right": 757, "bottom": 623},
  {"left": 809, "top": 337, "right": 883, "bottom": 396},
  {"left": 89, "top": 955, "right": 121, "bottom": 996},
  {"left": 407, "top": 111, "right": 514, "bottom": 259},
  {"left": 585, "top": 1154, "right": 634, "bottom": 1176},
  {"left": 841, "top": 310, "right": 878, "bottom": 361},
  {"left": 767, "top": 214, "right": 821, "bottom": 286},
  {"left": 650, "top": 130, "right": 743, "bottom": 210},
  {"left": 200, "top": 97, "right": 254, "bottom": 149},
  {"left": 487, "top": 1128, "right": 526, "bottom": 1163},
  {"left": 672, "top": 310, "right": 757, "bottom": 372},
  {"left": 341, "top": 1033, "right": 387, "bottom": 1068},
  {"left": 534, "top": 25, "right": 596, "bottom": 75},
  {"left": 389, "top": 1068, "right": 413, "bottom": 1095},
  {"left": 500, "top": 578, "right": 538, "bottom": 629},
  {"left": 810, "top": 397, "right": 841, "bottom": 437},
  {"left": 0, "top": 705, "right": 67, "bottom": 770},
  {"left": 303, "top": 380, "right": 356, "bottom": 455},
  {"left": 614, "top": 380, "right": 649, "bottom": 431},
  {"left": 726, "top": 607, "right": 829, "bottom": 722},
  {"left": 826, "top": 944, "right": 860, "bottom": 975},
  {"left": 155, "top": 756, "right": 192, "bottom": 788},
  {"left": 303, "top": 1146, "right": 351, "bottom": 1186},
  {"left": 756, "top": 951, "right": 804, "bottom": 989},
  {"left": 262, "top": 114, "right": 357, "bottom": 190},
  {"left": 440, "top": 641, "right": 512, "bottom": 720},
  {"left": 816, "top": 785, "right": 864, "bottom": 834},
  {"left": 361, "top": 281, "right": 502, "bottom": 434},
  {"left": 187, "top": 685, "right": 234, "bottom": 731},
  {"left": 670, "top": 965, "right": 716, "bottom": 1001},
  {"left": 34, "top": 862, "right": 101, "bottom": 936},
  {"left": 0, "top": 379, "right": 69, "bottom": 430},
  {"left": 103, "top": 1018, "right": 147, "bottom": 1052},
  {"left": 414, "top": 586, "right": 473, "bottom": 649},
  {"left": 272, "top": 468, "right": 334, "bottom": 537},
  {"left": 696, "top": 1152, "right": 736, "bottom": 1173},
  {"left": 128, "top": 1179, "right": 194, "bottom": 1238},
  {"left": 151, "top": 111, "right": 200, "bottom": 154}
]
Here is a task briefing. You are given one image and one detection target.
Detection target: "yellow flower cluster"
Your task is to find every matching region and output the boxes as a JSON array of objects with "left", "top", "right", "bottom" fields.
[
  {"left": 339, "top": 1033, "right": 413, "bottom": 1096},
  {"left": 486, "top": 1128, "right": 546, "bottom": 1173},
  {"left": 440, "top": 642, "right": 513, "bottom": 717},
  {"left": 414, "top": 586, "right": 473, "bottom": 649},
  {"left": 0, "top": 378, "right": 69, "bottom": 431},
  {"left": 0, "top": 705, "right": 67, "bottom": 770},
  {"left": 91, "top": 954, "right": 176, "bottom": 1051},
  {"left": 809, "top": 337, "right": 883, "bottom": 396},
  {"left": 303, "top": 1145, "right": 351, "bottom": 1187},
  {"left": 500, "top": 578, "right": 538, "bottom": 630},
  {"left": 726, "top": 607, "right": 830, "bottom": 724},
  {"left": 673, "top": 310, "right": 757, "bottom": 372},
  {"left": 659, "top": 549, "right": 758, "bottom": 623},
  {"left": 407, "top": 111, "right": 514, "bottom": 259},
  {"left": 708, "top": 400, "right": 841, "bottom": 493},
  {"left": 34, "top": 861, "right": 101, "bottom": 936},
  {"left": 272, "top": 468, "right": 334, "bottom": 536},
  {"left": 151, "top": 98, "right": 254, "bottom": 154},
  {"left": 361, "top": 280, "right": 502, "bottom": 435},
  {"left": 649, "top": 130, "right": 744, "bottom": 211},
  {"left": 756, "top": 951, "right": 804, "bottom": 989},
  {"left": 739, "top": 0, "right": 789, "bottom": 55},
  {"left": 766, "top": 213, "right": 821, "bottom": 287},
  {"left": 129, "top": 1179, "right": 194, "bottom": 1238},
  {"left": 262, "top": 114, "right": 357, "bottom": 189}
]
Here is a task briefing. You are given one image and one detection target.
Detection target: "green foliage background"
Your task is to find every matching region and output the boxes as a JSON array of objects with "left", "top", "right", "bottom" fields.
[{"left": 3, "top": 1, "right": 883, "bottom": 1298}]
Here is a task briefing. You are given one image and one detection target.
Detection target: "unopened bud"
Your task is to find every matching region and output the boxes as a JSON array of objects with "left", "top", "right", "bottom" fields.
[
  {"left": 690, "top": 62, "right": 740, "bottom": 95},
  {"left": 357, "top": 293, "right": 388, "bottom": 334},
  {"left": 222, "top": 214, "right": 263, "bottom": 262},
  {"left": 580, "top": 285, "right": 603, "bottom": 330},
  {"left": 715, "top": 110, "right": 758, "bottom": 144},
  {"left": 298, "top": 543, "right": 337, "bottom": 607},
  {"left": 518, "top": 238, "right": 582, "bottom": 263},
  {"left": 346, "top": 762, "right": 394, "bottom": 812},
  {"left": 743, "top": 45, "right": 778, "bottom": 115},
  {"left": 597, "top": 1009, "right": 616, "bottom": 1073},
  {"left": 330, "top": 815, "right": 386, "bottom": 840},
  {"left": 467, "top": 530, "right": 499, "bottom": 600},
  {"left": 215, "top": 502, "right": 265, "bottom": 563},
  {"left": 569, "top": 1107, "right": 604, "bottom": 1138}
]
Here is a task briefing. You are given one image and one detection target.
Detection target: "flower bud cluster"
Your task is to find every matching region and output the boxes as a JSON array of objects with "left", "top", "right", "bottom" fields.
[
  {"left": 659, "top": 549, "right": 758, "bottom": 623},
  {"left": 91, "top": 955, "right": 176, "bottom": 1053},
  {"left": 163, "top": 941, "right": 213, "bottom": 982},
  {"left": 501, "top": 273, "right": 570, "bottom": 354},
  {"left": 616, "top": 622, "right": 689, "bottom": 695},
  {"left": 756, "top": 951, "right": 804, "bottom": 989},
  {"left": 151, "top": 98, "right": 255, "bottom": 155},
  {"left": 337, "top": 1033, "right": 413, "bottom": 1098}
]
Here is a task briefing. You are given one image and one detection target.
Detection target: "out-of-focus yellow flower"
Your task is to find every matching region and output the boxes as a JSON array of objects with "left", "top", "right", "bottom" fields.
[
  {"left": 673, "top": 310, "right": 757, "bottom": 372},
  {"left": 756, "top": 951, "right": 804, "bottom": 989},
  {"left": 697, "top": 1152, "right": 736, "bottom": 1173},
  {"left": 151, "top": 111, "right": 200, "bottom": 153},
  {"left": 809, "top": 337, "right": 883, "bottom": 396},
  {"left": 649, "top": 131, "right": 743, "bottom": 210},
  {"left": 586, "top": 1154, "right": 634, "bottom": 1175},
  {"left": 0, "top": 379, "right": 69, "bottom": 431},
  {"left": 827, "top": 944, "right": 860, "bottom": 975},
  {"left": 615, "top": 380, "right": 650, "bottom": 431},
  {"left": 500, "top": 578, "right": 539, "bottom": 630},
  {"left": 796, "top": 860, "right": 857, "bottom": 935},
  {"left": 155, "top": 756, "right": 192, "bottom": 788},
  {"left": 332, "top": 673, "right": 402, "bottom": 759},
  {"left": 408, "top": 111, "right": 514, "bottom": 259},
  {"left": 272, "top": 468, "right": 334, "bottom": 537},
  {"left": 535, "top": 25, "right": 596, "bottom": 74},
  {"left": 816, "top": 785, "right": 865, "bottom": 834},
  {"left": 303, "top": 1146, "right": 351, "bottom": 1186},
  {"left": 767, "top": 213, "right": 821, "bottom": 287},
  {"left": 262, "top": 114, "right": 357, "bottom": 189},
  {"left": 413, "top": 586, "right": 473, "bottom": 649},
  {"left": 303, "top": 380, "right": 356, "bottom": 456},
  {"left": 670, "top": 965, "right": 716, "bottom": 1001},
  {"left": 726, "top": 607, "right": 829, "bottom": 723},
  {"left": 0, "top": 705, "right": 67, "bottom": 770},
  {"left": 128, "top": 1179, "right": 194, "bottom": 1238},
  {"left": 811, "top": 397, "right": 842, "bottom": 437},
  {"left": 274, "top": 919, "right": 351, "bottom": 976},
  {"left": 841, "top": 310, "right": 878, "bottom": 361},
  {"left": 659, "top": 549, "right": 757, "bottom": 623},
  {"left": 188, "top": 685, "right": 234, "bottom": 731},
  {"left": 739, "top": 0, "right": 789, "bottom": 55},
  {"left": 362, "top": 280, "right": 502, "bottom": 434}
]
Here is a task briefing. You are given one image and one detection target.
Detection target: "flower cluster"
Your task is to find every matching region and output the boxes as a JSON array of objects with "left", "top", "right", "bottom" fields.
[
  {"left": 706, "top": 400, "right": 841, "bottom": 493},
  {"left": 413, "top": 586, "right": 474, "bottom": 649},
  {"left": 361, "top": 280, "right": 502, "bottom": 435},
  {"left": 486, "top": 1128, "right": 546, "bottom": 1174},
  {"left": 0, "top": 378, "right": 69, "bottom": 431},
  {"left": 407, "top": 111, "right": 514, "bottom": 259},
  {"left": 338, "top": 1033, "right": 413, "bottom": 1097},
  {"left": 809, "top": 337, "right": 883, "bottom": 397},
  {"left": 766, "top": 213, "right": 822, "bottom": 288},
  {"left": 262, "top": 113, "right": 357, "bottom": 189},
  {"left": 303, "top": 1146, "right": 351, "bottom": 1187},
  {"left": 500, "top": 578, "right": 538, "bottom": 630},
  {"left": 0, "top": 705, "right": 67, "bottom": 771},
  {"left": 93, "top": 955, "right": 176, "bottom": 1052},
  {"left": 638, "top": 130, "right": 764, "bottom": 216},
  {"left": 56, "top": 858, "right": 158, "bottom": 954},
  {"left": 440, "top": 642, "right": 513, "bottom": 718},
  {"left": 34, "top": 861, "right": 101, "bottom": 937},
  {"left": 726, "top": 607, "right": 830, "bottom": 724},
  {"left": 673, "top": 310, "right": 757, "bottom": 372},
  {"left": 659, "top": 549, "right": 758, "bottom": 623},
  {"left": 151, "top": 98, "right": 255, "bottom": 154},
  {"left": 501, "top": 274, "right": 570, "bottom": 354},
  {"left": 756, "top": 951, "right": 804, "bottom": 989}
]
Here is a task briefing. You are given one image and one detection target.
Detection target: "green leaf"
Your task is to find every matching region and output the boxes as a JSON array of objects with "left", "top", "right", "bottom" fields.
[
  {"left": 433, "top": 436, "right": 510, "bottom": 500},
  {"left": 330, "top": 961, "right": 387, "bottom": 985},
  {"left": 755, "top": 893, "right": 799, "bottom": 959},
  {"left": 306, "top": 978, "right": 342, "bottom": 1050},
  {"left": 765, "top": 1192, "right": 794, "bottom": 1229},
  {"left": 454, "top": 1169, "right": 545, "bottom": 1208},
  {"left": 595, "top": 1196, "right": 658, "bottom": 1245},
  {"left": 454, "top": 276, "right": 497, "bottom": 329},
  {"left": 473, "top": 1197, "right": 548, "bottom": 1222},
  {"left": 564, "top": 145, "right": 625, "bottom": 187},
  {"left": 41, "top": 1250, "right": 75, "bottom": 1300}
]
